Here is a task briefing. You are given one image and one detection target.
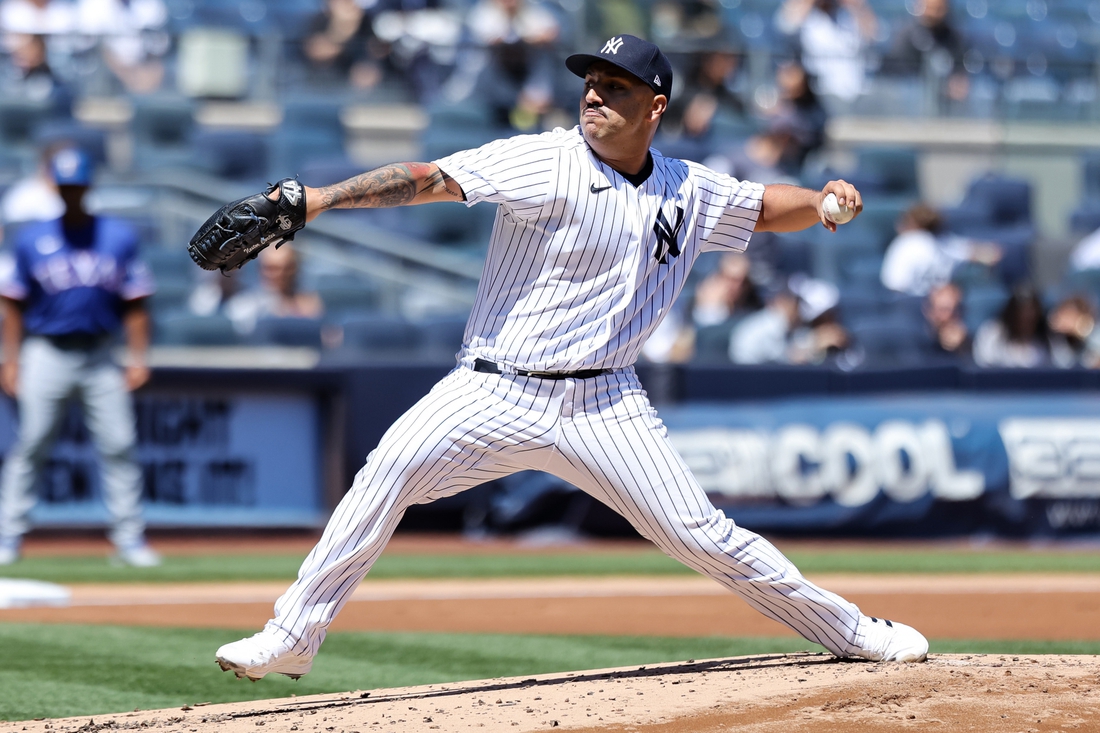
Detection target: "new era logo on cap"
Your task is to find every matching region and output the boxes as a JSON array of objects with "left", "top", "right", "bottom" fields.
[
  {"left": 49, "top": 147, "right": 93, "bottom": 186},
  {"left": 566, "top": 34, "right": 674, "bottom": 99}
]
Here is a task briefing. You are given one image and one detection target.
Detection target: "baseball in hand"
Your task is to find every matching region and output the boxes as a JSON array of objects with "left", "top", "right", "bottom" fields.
[{"left": 822, "top": 193, "right": 854, "bottom": 225}]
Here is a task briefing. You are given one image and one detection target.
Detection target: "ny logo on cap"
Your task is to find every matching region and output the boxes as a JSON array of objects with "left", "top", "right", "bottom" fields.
[{"left": 602, "top": 36, "right": 624, "bottom": 54}]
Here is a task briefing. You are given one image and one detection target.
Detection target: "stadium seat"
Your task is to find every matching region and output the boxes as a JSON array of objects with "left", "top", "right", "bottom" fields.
[
  {"left": 33, "top": 121, "right": 108, "bottom": 165},
  {"left": 142, "top": 247, "right": 193, "bottom": 279},
  {"left": 774, "top": 235, "right": 813, "bottom": 277},
  {"left": 413, "top": 201, "right": 496, "bottom": 248},
  {"left": 147, "top": 280, "right": 193, "bottom": 318},
  {"left": 1082, "top": 151, "right": 1100, "bottom": 199},
  {"left": 315, "top": 277, "right": 381, "bottom": 319},
  {"left": 838, "top": 254, "right": 885, "bottom": 288},
  {"left": 0, "top": 98, "right": 56, "bottom": 154},
  {"left": 132, "top": 96, "right": 196, "bottom": 171},
  {"left": 847, "top": 315, "right": 931, "bottom": 367},
  {"left": 251, "top": 317, "right": 324, "bottom": 348},
  {"left": 190, "top": 129, "right": 270, "bottom": 182},
  {"left": 963, "top": 284, "right": 1010, "bottom": 334},
  {"left": 809, "top": 219, "right": 888, "bottom": 283},
  {"left": 693, "top": 320, "right": 738, "bottom": 363},
  {"left": 955, "top": 174, "right": 1033, "bottom": 227},
  {"left": 837, "top": 285, "right": 889, "bottom": 327},
  {"left": 340, "top": 315, "right": 420, "bottom": 356},
  {"left": 854, "top": 147, "right": 920, "bottom": 197},
  {"left": 297, "top": 159, "right": 366, "bottom": 189},
  {"left": 155, "top": 314, "right": 239, "bottom": 346},
  {"left": 415, "top": 314, "right": 469, "bottom": 360}
]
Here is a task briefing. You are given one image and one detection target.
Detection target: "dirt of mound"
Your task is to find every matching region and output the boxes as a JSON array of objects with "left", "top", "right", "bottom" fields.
[{"left": 5, "top": 654, "right": 1098, "bottom": 733}]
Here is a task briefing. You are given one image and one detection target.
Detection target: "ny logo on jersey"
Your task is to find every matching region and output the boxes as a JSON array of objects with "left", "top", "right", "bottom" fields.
[
  {"left": 602, "top": 36, "right": 624, "bottom": 55},
  {"left": 653, "top": 205, "right": 685, "bottom": 264}
]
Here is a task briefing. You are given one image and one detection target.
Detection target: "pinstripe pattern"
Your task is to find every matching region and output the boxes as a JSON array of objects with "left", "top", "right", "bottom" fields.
[
  {"left": 269, "top": 367, "right": 860, "bottom": 657},
  {"left": 435, "top": 126, "right": 764, "bottom": 373},
  {"left": 263, "top": 129, "right": 864, "bottom": 661}
]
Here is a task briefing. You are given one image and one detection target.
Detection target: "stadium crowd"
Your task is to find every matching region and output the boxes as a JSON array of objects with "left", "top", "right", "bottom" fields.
[{"left": 1, "top": 0, "right": 1100, "bottom": 369}]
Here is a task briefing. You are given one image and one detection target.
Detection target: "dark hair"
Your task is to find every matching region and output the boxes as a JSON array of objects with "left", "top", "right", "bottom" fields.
[
  {"left": 903, "top": 203, "right": 943, "bottom": 234},
  {"left": 1000, "top": 285, "right": 1047, "bottom": 343}
]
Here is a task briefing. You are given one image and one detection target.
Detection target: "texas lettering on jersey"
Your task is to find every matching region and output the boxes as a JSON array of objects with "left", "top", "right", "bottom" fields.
[{"left": 32, "top": 250, "right": 124, "bottom": 295}]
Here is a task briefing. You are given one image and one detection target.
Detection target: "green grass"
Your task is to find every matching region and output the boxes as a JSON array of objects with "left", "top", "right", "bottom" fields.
[
  {"left": 3, "top": 623, "right": 1099, "bottom": 723},
  {"left": 782, "top": 548, "right": 1100, "bottom": 575},
  {"left": 0, "top": 624, "right": 817, "bottom": 722},
  {"left": 3, "top": 546, "right": 1100, "bottom": 584}
]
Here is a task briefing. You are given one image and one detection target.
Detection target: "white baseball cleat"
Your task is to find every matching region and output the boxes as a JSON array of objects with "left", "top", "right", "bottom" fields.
[
  {"left": 850, "top": 615, "right": 929, "bottom": 663},
  {"left": 111, "top": 543, "right": 162, "bottom": 568},
  {"left": 0, "top": 539, "right": 20, "bottom": 566},
  {"left": 216, "top": 626, "right": 313, "bottom": 681}
]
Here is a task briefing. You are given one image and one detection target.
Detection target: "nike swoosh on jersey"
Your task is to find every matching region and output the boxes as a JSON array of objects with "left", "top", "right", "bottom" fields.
[{"left": 590, "top": 183, "right": 613, "bottom": 193}]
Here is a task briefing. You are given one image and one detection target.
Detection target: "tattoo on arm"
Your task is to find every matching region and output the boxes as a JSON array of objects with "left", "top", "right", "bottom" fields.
[
  {"left": 421, "top": 166, "right": 465, "bottom": 201},
  {"left": 316, "top": 162, "right": 464, "bottom": 211}
]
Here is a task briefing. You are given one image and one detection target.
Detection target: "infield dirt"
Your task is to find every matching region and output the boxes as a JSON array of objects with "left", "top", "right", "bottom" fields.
[
  {"left": 4, "top": 535, "right": 1100, "bottom": 730},
  {"left": 4, "top": 653, "right": 1098, "bottom": 733}
]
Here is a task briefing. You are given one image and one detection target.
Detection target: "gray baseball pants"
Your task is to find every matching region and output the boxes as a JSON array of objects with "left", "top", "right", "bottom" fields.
[{"left": 0, "top": 336, "right": 145, "bottom": 548}]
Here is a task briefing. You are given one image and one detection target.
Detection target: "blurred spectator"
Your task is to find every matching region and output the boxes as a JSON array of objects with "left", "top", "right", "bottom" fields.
[
  {"left": 881, "top": 203, "right": 1001, "bottom": 296},
  {"left": 767, "top": 61, "right": 828, "bottom": 169},
  {"left": 922, "top": 282, "right": 970, "bottom": 360},
  {"left": 371, "top": 0, "right": 460, "bottom": 104},
  {"left": 711, "top": 117, "right": 805, "bottom": 184},
  {"left": 642, "top": 252, "right": 762, "bottom": 363},
  {"left": 729, "top": 275, "right": 847, "bottom": 364},
  {"left": 0, "top": 141, "right": 65, "bottom": 228},
  {"left": 453, "top": 0, "right": 559, "bottom": 129},
  {"left": 589, "top": 0, "right": 647, "bottom": 41},
  {"left": 972, "top": 286, "right": 1051, "bottom": 368},
  {"left": 0, "top": 32, "right": 70, "bottom": 109},
  {"left": 1068, "top": 226, "right": 1100, "bottom": 272},
  {"left": 664, "top": 47, "right": 746, "bottom": 141},
  {"left": 1047, "top": 295, "right": 1100, "bottom": 369},
  {"left": 303, "top": 0, "right": 383, "bottom": 90},
  {"left": 0, "top": 0, "right": 74, "bottom": 35},
  {"left": 691, "top": 252, "right": 762, "bottom": 326},
  {"left": 188, "top": 270, "right": 244, "bottom": 318},
  {"left": 883, "top": 0, "right": 968, "bottom": 103},
  {"left": 75, "top": 0, "right": 169, "bottom": 94},
  {"left": 650, "top": 0, "right": 723, "bottom": 45},
  {"left": 775, "top": 0, "right": 878, "bottom": 103},
  {"left": 225, "top": 245, "right": 323, "bottom": 335}
]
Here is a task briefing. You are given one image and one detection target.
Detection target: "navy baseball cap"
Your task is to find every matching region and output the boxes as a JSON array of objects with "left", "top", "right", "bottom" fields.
[
  {"left": 49, "top": 147, "right": 93, "bottom": 186},
  {"left": 566, "top": 34, "right": 674, "bottom": 99}
]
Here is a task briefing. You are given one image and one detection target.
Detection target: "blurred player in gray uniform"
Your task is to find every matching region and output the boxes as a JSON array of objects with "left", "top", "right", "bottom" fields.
[
  {"left": 0, "top": 147, "right": 159, "bottom": 567},
  {"left": 216, "top": 34, "right": 928, "bottom": 680}
]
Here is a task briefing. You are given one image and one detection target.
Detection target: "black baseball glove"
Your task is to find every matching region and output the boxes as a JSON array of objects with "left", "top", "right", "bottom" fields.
[{"left": 188, "top": 178, "right": 307, "bottom": 272}]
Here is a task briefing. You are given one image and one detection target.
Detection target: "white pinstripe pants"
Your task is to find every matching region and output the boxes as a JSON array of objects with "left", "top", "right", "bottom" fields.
[{"left": 270, "top": 366, "right": 863, "bottom": 657}]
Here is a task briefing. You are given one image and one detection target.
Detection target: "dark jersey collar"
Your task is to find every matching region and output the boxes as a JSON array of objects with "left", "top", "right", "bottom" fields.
[{"left": 619, "top": 152, "right": 654, "bottom": 188}]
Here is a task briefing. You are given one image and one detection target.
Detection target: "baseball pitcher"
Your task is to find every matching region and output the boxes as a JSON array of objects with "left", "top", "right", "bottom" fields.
[{"left": 191, "top": 34, "right": 928, "bottom": 680}]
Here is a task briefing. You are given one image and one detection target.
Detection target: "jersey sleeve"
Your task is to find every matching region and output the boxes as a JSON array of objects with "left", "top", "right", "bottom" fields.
[
  {"left": 693, "top": 166, "right": 765, "bottom": 253},
  {"left": 0, "top": 231, "right": 34, "bottom": 300},
  {"left": 433, "top": 133, "right": 557, "bottom": 219},
  {"left": 115, "top": 223, "right": 156, "bottom": 301}
]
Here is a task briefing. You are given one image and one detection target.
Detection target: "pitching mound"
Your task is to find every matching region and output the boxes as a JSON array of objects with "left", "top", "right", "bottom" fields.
[{"left": 11, "top": 653, "right": 1098, "bottom": 733}]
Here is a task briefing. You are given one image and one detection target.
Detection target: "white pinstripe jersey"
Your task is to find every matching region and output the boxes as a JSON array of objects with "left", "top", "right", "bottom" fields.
[{"left": 435, "top": 126, "right": 765, "bottom": 372}]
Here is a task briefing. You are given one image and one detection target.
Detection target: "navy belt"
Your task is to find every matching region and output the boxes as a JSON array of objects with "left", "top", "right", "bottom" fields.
[
  {"left": 39, "top": 333, "right": 111, "bottom": 350},
  {"left": 472, "top": 358, "right": 611, "bottom": 380}
]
